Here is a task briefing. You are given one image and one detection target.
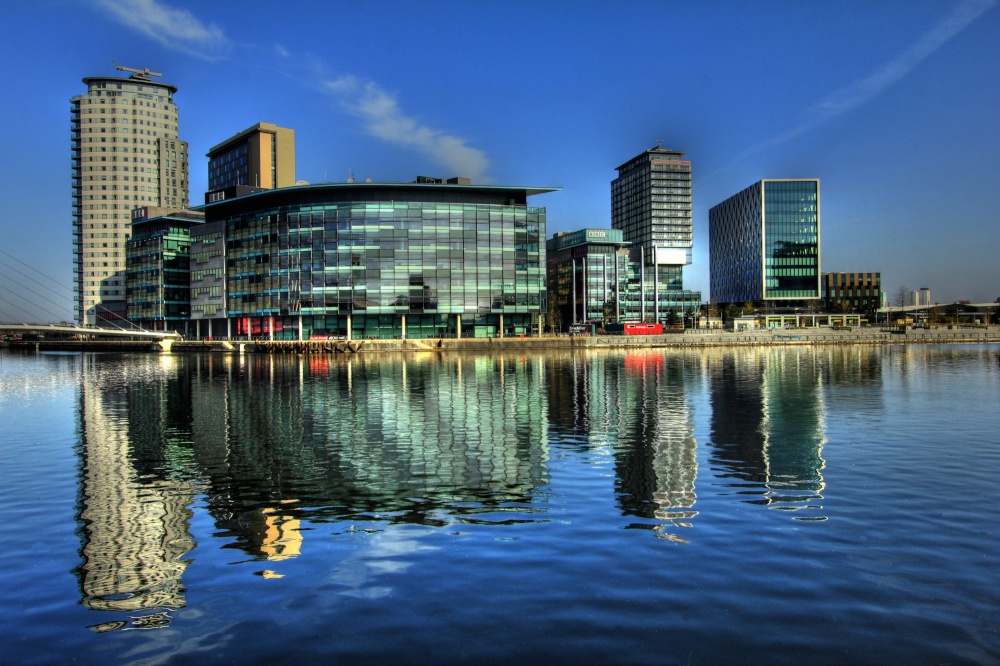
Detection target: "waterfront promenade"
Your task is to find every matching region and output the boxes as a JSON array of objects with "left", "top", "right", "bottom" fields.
[{"left": 6, "top": 326, "right": 999, "bottom": 354}]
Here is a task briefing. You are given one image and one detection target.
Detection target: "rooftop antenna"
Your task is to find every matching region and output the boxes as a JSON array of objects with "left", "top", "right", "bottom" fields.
[
  {"left": 111, "top": 62, "right": 163, "bottom": 81},
  {"left": 347, "top": 169, "right": 355, "bottom": 184},
  {"left": 654, "top": 139, "right": 664, "bottom": 149}
]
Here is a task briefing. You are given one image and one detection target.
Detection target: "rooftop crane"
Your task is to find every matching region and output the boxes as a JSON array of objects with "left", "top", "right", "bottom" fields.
[{"left": 111, "top": 63, "right": 163, "bottom": 81}]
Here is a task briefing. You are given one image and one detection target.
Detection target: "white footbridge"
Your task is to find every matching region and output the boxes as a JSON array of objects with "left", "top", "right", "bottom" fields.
[{"left": 0, "top": 322, "right": 180, "bottom": 340}]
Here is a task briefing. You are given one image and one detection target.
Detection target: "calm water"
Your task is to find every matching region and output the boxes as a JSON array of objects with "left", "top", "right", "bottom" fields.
[{"left": 1, "top": 345, "right": 998, "bottom": 665}]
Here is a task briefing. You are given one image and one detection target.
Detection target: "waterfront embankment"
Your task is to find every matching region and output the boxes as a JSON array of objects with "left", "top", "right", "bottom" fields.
[{"left": 6, "top": 326, "right": 999, "bottom": 354}]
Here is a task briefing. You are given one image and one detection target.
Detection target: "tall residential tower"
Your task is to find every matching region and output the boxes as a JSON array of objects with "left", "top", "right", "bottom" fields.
[{"left": 71, "top": 65, "right": 189, "bottom": 325}]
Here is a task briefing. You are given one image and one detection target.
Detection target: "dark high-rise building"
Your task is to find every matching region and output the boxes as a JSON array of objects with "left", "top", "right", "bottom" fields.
[
  {"left": 610, "top": 146, "right": 696, "bottom": 321},
  {"left": 612, "top": 146, "right": 693, "bottom": 265}
]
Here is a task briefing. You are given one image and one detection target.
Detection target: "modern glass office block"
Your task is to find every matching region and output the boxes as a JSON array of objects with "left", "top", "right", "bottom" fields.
[
  {"left": 546, "top": 229, "right": 700, "bottom": 331},
  {"left": 125, "top": 213, "right": 203, "bottom": 332},
  {"left": 709, "top": 179, "right": 820, "bottom": 304},
  {"left": 203, "top": 182, "right": 554, "bottom": 340}
]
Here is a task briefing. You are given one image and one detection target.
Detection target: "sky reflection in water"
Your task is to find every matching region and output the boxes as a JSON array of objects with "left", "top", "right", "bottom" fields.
[{"left": 1, "top": 345, "right": 998, "bottom": 665}]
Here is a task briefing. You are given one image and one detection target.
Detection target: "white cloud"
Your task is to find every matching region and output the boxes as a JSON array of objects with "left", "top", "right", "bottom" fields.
[
  {"left": 94, "top": 0, "right": 228, "bottom": 60},
  {"left": 735, "top": 0, "right": 996, "bottom": 161},
  {"left": 323, "top": 75, "right": 490, "bottom": 182},
  {"left": 97, "top": 0, "right": 489, "bottom": 179}
]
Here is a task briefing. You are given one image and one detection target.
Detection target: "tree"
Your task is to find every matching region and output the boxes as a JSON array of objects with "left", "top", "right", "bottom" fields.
[
  {"left": 545, "top": 304, "right": 563, "bottom": 335},
  {"left": 685, "top": 306, "right": 698, "bottom": 329},
  {"left": 894, "top": 284, "right": 910, "bottom": 324},
  {"left": 666, "top": 308, "right": 680, "bottom": 326},
  {"left": 602, "top": 299, "right": 617, "bottom": 326}
]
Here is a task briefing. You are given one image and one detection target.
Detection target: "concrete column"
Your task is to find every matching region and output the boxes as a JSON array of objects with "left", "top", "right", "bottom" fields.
[
  {"left": 640, "top": 246, "right": 645, "bottom": 322},
  {"left": 196, "top": 319, "right": 201, "bottom": 340},
  {"left": 401, "top": 314, "right": 406, "bottom": 340},
  {"left": 456, "top": 314, "right": 461, "bottom": 339},
  {"left": 347, "top": 314, "right": 352, "bottom": 341},
  {"left": 571, "top": 258, "right": 577, "bottom": 324},
  {"left": 227, "top": 318, "right": 231, "bottom": 340},
  {"left": 499, "top": 314, "right": 504, "bottom": 338},
  {"left": 654, "top": 260, "right": 659, "bottom": 322},
  {"left": 269, "top": 316, "right": 274, "bottom": 341},
  {"left": 614, "top": 253, "right": 620, "bottom": 322},
  {"left": 298, "top": 315, "right": 303, "bottom": 341}
]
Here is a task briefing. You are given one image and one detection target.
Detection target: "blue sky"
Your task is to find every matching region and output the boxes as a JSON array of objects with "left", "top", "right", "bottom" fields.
[{"left": 1, "top": 0, "right": 998, "bottom": 322}]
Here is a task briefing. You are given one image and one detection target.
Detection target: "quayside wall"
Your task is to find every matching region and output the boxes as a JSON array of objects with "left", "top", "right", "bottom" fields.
[{"left": 8, "top": 327, "right": 998, "bottom": 354}]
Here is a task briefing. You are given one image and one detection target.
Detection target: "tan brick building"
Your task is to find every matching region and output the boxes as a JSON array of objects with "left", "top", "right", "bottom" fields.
[
  {"left": 207, "top": 122, "right": 295, "bottom": 192},
  {"left": 71, "top": 65, "right": 189, "bottom": 325}
]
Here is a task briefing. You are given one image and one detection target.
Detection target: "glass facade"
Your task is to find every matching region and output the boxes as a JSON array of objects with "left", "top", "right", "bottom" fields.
[
  {"left": 125, "top": 216, "right": 200, "bottom": 332},
  {"left": 189, "top": 220, "right": 227, "bottom": 337},
  {"left": 709, "top": 179, "right": 820, "bottom": 304},
  {"left": 763, "top": 180, "right": 820, "bottom": 299},
  {"left": 207, "top": 184, "right": 551, "bottom": 339},
  {"left": 546, "top": 229, "right": 701, "bottom": 331}
]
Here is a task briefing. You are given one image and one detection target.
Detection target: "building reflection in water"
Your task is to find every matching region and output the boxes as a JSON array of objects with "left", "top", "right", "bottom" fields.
[
  {"left": 75, "top": 351, "right": 552, "bottom": 625},
  {"left": 73, "top": 343, "right": 853, "bottom": 626},
  {"left": 708, "top": 348, "right": 827, "bottom": 519},
  {"left": 188, "top": 353, "right": 550, "bottom": 551},
  {"left": 76, "top": 354, "right": 196, "bottom": 632},
  {"left": 546, "top": 350, "right": 700, "bottom": 541}
]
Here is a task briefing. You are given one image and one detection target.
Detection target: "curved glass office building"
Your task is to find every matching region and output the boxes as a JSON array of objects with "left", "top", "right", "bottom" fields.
[{"left": 202, "top": 181, "right": 555, "bottom": 340}]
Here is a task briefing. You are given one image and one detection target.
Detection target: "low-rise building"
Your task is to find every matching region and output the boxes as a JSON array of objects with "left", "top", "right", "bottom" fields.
[
  {"left": 198, "top": 179, "right": 556, "bottom": 340},
  {"left": 125, "top": 207, "right": 205, "bottom": 333},
  {"left": 189, "top": 220, "right": 227, "bottom": 338},
  {"left": 545, "top": 228, "right": 701, "bottom": 332},
  {"left": 822, "top": 272, "right": 882, "bottom": 315}
]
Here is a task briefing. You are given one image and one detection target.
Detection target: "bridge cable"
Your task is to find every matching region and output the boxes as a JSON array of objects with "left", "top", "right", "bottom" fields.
[
  {"left": 0, "top": 294, "right": 66, "bottom": 323},
  {"left": 0, "top": 250, "right": 73, "bottom": 293},
  {"left": 0, "top": 259, "right": 74, "bottom": 307},
  {"left": 0, "top": 261, "right": 73, "bottom": 307},
  {"left": 0, "top": 267, "right": 75, "bottom": 317},
  {"left": 94, "top": 303, "right": 148, "bottom": 333}
]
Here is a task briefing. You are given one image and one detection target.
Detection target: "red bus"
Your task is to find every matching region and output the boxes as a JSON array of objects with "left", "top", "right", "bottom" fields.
[{"left": 604, "top": 323, "right": 663, "bottom": 335}]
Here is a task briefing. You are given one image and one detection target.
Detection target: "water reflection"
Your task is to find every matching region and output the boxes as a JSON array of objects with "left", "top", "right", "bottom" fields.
[
  {"left": 73, "top": 347, "right": 861, "bottom": 627},
  {"left": 708, "top": 348, "right": 829, "bottom": 518},
  {"left": 546, "top": 350, "right": 701, "bottom": 539},
  {"left": 193, "top": 354, "right": 551, "bottom": 537},
  {"left": 76, "top": 355, "right": 195, "bottom": 628},
  {"left": 75, "top": 354, "right": 554, "bottom": 613}
]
